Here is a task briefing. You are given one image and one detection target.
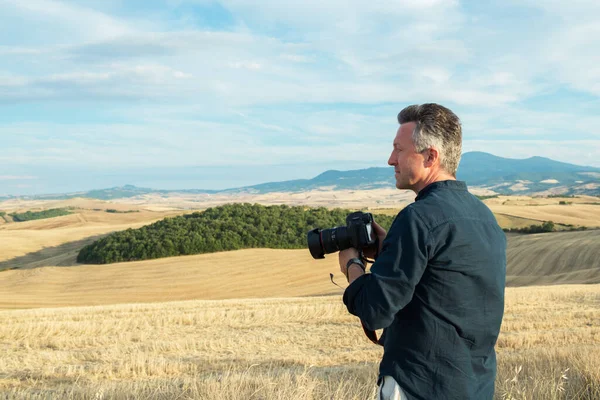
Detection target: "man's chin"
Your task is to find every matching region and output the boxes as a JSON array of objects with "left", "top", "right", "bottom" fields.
[{"left": 395, "top": 181, "right": 412, "bottom": 191}]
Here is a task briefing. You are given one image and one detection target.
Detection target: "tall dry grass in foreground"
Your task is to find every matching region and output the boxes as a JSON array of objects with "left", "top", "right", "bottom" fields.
[{"left": 1, "top": 285, "right": 599, "bottom": 399}]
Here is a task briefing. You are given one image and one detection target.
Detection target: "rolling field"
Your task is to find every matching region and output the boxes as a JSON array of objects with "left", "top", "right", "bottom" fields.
[
  {"left": 1, "top": 195, "right": 599, "bottom": 398},
  {"left": 506, "top": 230, "right": 600, "bottom": 286},
  {"left": 484, "top": 195, "right": 600, "bottom": 228},
  {"left": 0, "top": 205, "right": 183, "bottom": 265},
  {"left": 371, "top": 196, "right": 600, "bottom": 229},
  {"left": 1, "top": 228, "right": 599, "bottom": 309},
  {"left": 0, "top": 196, "right": 599, "bottom": 309},
  {"left": 0, "top": 249, "right": 340, "bottom": 309},
  {"left": 1, "top": 286, "right": 599, "bottom": 399},
  {"left": 488, "top": 204, "right": 600, "bottom": 228}
]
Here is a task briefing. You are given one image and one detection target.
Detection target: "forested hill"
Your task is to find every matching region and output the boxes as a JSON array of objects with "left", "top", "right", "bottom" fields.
[{"left": 77, "top": 203, "right": 397, "bottom": 264}]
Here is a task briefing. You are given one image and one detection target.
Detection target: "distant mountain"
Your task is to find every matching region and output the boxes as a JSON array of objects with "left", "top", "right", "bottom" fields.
[
  {"left": 20, "top": 185, "right": 218, "bottom": 201},
  {"left": 9, "top": 152, "right": 600, "bottom": 200},
  {"left": 221, "top": 167, "right": 393, "bottom": 194},
  {"left": 223, "top": 152, "right": 600, "bottom": 196},
  {"left": 456, "top": 152, "right": 600, "bottom": 195},
  {"left": 457, "top": 151, "right": 599, "bottom": 185}
]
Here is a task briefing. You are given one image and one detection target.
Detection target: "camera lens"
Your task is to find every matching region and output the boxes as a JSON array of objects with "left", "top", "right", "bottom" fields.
[
  {"left": 307, "top": 226, "right": 354, "bottom": 259},
  {"left": 321, "top": 227, "right": 346, "bottom": 254},
  {"left": 307, "top": 229, "right": 325, "bottom": 259}
]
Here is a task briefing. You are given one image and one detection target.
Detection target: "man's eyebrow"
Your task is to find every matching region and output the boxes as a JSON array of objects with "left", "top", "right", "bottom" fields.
[{"left": 393, "top": 143, "right": 401, "bottom": 148}]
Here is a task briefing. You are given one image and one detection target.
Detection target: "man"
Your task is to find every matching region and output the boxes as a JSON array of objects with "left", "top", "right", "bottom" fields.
[{"left": 339, "top": 103, "right": 506, "bottom": 400}]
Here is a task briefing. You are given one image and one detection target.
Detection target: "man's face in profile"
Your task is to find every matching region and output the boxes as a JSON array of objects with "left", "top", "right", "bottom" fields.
[{"left": 388, "top": 122, "right": 427, "bottom": 191}]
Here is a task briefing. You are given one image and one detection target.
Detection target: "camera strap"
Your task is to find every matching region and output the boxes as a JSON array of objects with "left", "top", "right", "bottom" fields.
[
  {"left": 361, "top": 321, "right": 383, "bottom": 346},
  {"left": 329, "top": 241, "right": 384, "bottom": 346},
  {"left": 360, "top": 245, "right": 384, "bottom": 346}
]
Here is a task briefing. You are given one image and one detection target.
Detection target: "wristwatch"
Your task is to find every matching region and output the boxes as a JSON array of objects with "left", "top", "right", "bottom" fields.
[{"left": 345, "top": 257, "right": 366, "bottom": 281}]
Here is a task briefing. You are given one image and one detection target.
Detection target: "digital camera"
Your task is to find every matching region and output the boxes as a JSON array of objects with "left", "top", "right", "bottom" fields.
[{"left": 307, "top": 211, "right": 376, "bottom": 259}]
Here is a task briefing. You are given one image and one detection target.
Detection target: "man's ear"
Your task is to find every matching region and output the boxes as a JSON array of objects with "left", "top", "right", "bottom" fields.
[{"left": 424, "top": 147, "right": 439, "bottom": 168}]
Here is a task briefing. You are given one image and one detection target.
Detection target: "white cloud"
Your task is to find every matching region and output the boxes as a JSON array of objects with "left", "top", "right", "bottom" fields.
[
  {"left": 228, "top": 61, "right": 262, "bottom": 70},
  {"left": 0, "top": 175, "right": 38, "bottom": 181},
  {"left": 280, "top": 54, "right": 312, "bottom": 63},
  {"left": 0, "top": 120, "right": 389, "bottom": 168},
  {"left": 0, "top": 0, "right": 599, "bottom": 180},
  {"left": 0, "top": 3, "right": 533, "bottom": 108},
  {"left": 217, "top": 0, "right": 459, "bottom": 31},
  {"left": 543, "top": 22, "right": 600, "bottom": 96},
  {"left": 1, "top": 0, "right": 135, "bottom": 43}
]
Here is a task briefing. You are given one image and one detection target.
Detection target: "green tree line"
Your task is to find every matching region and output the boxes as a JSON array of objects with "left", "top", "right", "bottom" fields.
[
  {"left": 503, "top": 221, "right": 555, "bottom": 234},
  {"left": 503, "top": 220, "right": 590, "bottom": 234},
  {"left": 77, "top": 203, "right": 397, "bottom": 264},
  {"left": 10, "top": 208, "right": 72, "bottom": 222}
]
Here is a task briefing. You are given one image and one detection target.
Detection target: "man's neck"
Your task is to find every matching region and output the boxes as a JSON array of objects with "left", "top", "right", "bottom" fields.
[{"left": 413, "top": 172, "right": 456, "bottom": 194}]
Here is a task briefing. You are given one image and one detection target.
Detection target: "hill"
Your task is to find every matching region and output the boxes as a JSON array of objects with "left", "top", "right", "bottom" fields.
[
  {"left": 7, "top": 152, "right": 600, "bottom": 199},
  {"left": 228, "top": 152, "right": 598, "bottom": 196},
  {"left": 1, "top": 229, "right": 599, "bottom": 309},
  {"left": 506, "top": 230, "right": 600, "bottom": 286},
  {"left": 0, "top": 205, "right": 184, "bottom": 267},
  {"left": 76, "top": 204, "right": 396, "bottom": 264},
  {"left": 10, "top": 208, "right": 72, "bottom": 222}
]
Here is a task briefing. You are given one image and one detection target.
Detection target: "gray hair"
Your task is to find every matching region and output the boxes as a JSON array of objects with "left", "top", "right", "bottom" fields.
[{"left": 397, "top": 103, "right": 462, "bottom": 176}]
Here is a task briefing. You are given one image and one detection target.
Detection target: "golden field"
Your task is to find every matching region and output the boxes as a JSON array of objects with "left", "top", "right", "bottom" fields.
[
  {"left": 0, "top": 195, "right": 598, "bottom": 309},
  {"left": 484, "top": 195, "right": 600, "bottom": 228},
  {"left": 1, "top": 193, "right": 599, "bottom": 399},
  {"left": 0, "top": 285, "right": 599, "bottom": 399},
  {"left": 0, "top": 199, "right": 184, "bottom": 264},
  {"left": 0, "top": 249, "right": 340, "bottom": 309},
  {"left": 1, "top": 228, "right": 599, "bottom": 309}
]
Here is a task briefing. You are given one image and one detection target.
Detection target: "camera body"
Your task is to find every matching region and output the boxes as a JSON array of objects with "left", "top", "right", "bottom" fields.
[{"left": 307, "top": 211, "right": 376, "bottom": 259}]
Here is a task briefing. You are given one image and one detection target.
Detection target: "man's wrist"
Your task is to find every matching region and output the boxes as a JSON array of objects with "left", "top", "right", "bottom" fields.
[
  {"left": 347, "top": 264, "right": 365, "bottom": 282},
  {"left": 345, "top": 258, "right": 366, "bottom": 281}
]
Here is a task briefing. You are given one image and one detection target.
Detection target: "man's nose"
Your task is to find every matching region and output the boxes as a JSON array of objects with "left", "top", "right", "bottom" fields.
[{"left": 387, "top": 153, "right": 395, "bottom": 166}]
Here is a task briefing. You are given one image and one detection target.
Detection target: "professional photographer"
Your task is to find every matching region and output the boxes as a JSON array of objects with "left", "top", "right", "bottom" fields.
[{"left": 339, "top": 104, "right": 506, "bottom": 400}]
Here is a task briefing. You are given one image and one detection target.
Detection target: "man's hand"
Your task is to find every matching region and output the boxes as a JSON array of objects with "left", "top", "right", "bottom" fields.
[
  {"left": 339, "top": 248, "right": 364, "bottom": 283},
  {"left": 362, "top": 221, "right": 387, "bottom": 260}
]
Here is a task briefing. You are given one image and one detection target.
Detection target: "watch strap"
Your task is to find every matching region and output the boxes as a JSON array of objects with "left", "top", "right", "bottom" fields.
[{"left": 345, "top": 257, "right": 365, "bottom": 280}]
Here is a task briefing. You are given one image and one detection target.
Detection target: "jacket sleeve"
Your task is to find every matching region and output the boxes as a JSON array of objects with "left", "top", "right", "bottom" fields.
[{"left": 343, "top": 207, "right": 430, "bottom": 330}]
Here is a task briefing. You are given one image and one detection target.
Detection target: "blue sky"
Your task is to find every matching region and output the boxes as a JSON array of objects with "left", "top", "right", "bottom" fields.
[{"left": 1, "top": 0, "right": 599, "bottom": 195}]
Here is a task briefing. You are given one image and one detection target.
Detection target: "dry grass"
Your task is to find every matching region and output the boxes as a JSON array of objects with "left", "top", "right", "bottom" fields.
[
  {"left": 1, "top": 193, "right": 596, "bottom": 269},
  {"left": 2, "top": 229, "right": 599, "bottom": 309},
  {"left": 0, "top": 208, "right": 183, "bottom": 263},
  {"left": 484, "top": 195, "right": 600, "bottom": 207},
  {"left": 1, "top": 194, "right": 599, "bottom": 398},
  {"left": 0, "top": 285, "right": 599, "bottom": 399},
  {"left": 0, "top": 249, "right": 340, "bottom": 309},
  {"left": 115, "top": 188, "right": 417, "bottom": 211},
  {"left": 506, "top": 230, "right": 600, "bottom": 286},
  {"left": 0, "top": 189, "right": 417, "bottom": 215},
  {"left": 493, "top": 213, "right": 544, "bottom": 230},
  {"left": 486, "top": 203, "right": 600, "bottom": 228}
]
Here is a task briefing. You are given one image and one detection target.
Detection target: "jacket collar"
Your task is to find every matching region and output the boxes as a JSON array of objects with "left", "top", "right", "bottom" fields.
[{"left": 415, "top": 180, "right": 467, "bottom": 201}]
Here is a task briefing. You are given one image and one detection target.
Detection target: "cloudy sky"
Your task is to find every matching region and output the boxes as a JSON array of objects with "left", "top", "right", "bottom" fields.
[{"left": 1, "top": 0, "right": 599, "bottom": 195}]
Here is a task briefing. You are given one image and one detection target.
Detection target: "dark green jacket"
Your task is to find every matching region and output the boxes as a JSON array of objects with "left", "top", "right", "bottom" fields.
[{"left": 344, "top": 180, "right": 506, "bottom": 400}]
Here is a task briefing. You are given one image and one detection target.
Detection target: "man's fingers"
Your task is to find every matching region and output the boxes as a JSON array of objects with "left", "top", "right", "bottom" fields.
[
  {"left": 339, "top": 252, "right": 346, "bottom": 274},
  {"left": 372, "top": 221, "right": 387, "bottom": 237}
]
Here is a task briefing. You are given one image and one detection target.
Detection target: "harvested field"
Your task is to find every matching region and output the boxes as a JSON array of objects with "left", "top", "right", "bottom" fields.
[
  {"left": 0, "top": 208, "right": 183, "bottom": 264},
  {"left": 1, "top": 230, "right": 599, "bottom": 309},
  {"left": 0, "top": 285, "right": 598, "bottom": 399},
  {"left": 0, "top": 249, "right": 339, "bottom": 309},
  {"left": 506, "top": 230, "right": 600, "bottom": 286}
]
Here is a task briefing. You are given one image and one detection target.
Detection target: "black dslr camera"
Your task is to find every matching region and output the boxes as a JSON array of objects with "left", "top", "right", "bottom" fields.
[{"left": 307, "top": 211, "right": 376, "bottom": 259}]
